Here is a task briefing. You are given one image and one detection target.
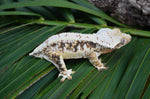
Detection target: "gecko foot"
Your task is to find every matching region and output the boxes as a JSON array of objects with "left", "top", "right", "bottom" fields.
[
  {"left": 58, "top": 69, "right": 75, "bottom": 82},
  {"left": 95, "top": 63, "right": 109, "bottom": 71},
  {"left": 97, "top": 66, "right": 109, "bottom": 71}
]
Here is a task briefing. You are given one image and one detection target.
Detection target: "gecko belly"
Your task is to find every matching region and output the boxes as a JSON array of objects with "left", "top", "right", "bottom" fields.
[{"left": 62, "top": 51, "right": 86, "bottom": 59}]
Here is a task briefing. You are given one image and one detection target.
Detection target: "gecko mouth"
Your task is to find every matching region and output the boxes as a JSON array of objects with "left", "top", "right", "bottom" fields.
[{"left": 115, "top": 42, "right": 124, "bottom": 49}]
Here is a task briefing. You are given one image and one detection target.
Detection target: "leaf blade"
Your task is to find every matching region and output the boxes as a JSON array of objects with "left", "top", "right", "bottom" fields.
[{"left": 0, "top": 0, "right": 127, "bottom": 27}]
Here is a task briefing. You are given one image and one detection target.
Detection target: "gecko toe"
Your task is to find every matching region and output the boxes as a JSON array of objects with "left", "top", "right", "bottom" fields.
[
  {"left": 97, "top": 66, "right": 109, "bottom": 71},
  {"left": 103, "top": 63, "right": 106, "bottom": 66},
  {"left": 67, "top": 76, "right": 72, "bottom": 80},
  {"left": 60, "top": 77, "right": 66, "bottom": 82},
  {"left": 72, "top": 71, "right": 75, "bottom": 74},
  {"left": 58, "top": 69, "right": 75, "bottom": 82}
]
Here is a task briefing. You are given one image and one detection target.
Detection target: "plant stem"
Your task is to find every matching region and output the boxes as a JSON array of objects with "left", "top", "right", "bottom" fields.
[{"left": 18, "top": 19, "right": 150, "bottom": 37}]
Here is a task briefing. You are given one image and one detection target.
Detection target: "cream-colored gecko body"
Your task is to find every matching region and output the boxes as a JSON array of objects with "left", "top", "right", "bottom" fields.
[{"left": 29, "top": 28, "right": 131, "bottom": 82}]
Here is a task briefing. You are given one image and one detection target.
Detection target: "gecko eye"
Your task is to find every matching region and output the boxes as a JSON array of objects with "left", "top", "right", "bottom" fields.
[{"left": 120, "top": 38, "right": 125, "bottom": 44}]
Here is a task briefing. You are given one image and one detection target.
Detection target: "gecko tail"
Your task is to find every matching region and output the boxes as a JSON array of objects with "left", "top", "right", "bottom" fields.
[{"left": 29, "top": 52, "right": 34, "bottom": 56}]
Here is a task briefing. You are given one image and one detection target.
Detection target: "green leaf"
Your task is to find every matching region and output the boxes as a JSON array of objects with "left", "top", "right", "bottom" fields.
[
  {"left": 0, "top": 0, "right": 14, "bottom": 5},
  {"left": 19, "top": 19, "right": 150, "bottom": 37},
  {"left": 143, "top": 84, "right": 150, "bottom": 99},
  {"left": 125, "top": 47, "right": 150, "bottom": 99},
  {"left": 0, "top": 0, "right": 127, "bottom": 27},
  {"left": 60, "top": 8, "right": 75, "bottom": 23},
  {"left": 0, "top": 25, "right": 66, "bottom": 71},
  {"left": 0, "top": 11, "right": 44, "bottom": 20}
]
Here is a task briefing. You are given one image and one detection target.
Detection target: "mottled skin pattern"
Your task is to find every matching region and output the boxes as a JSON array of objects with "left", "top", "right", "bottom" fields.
[{"left": 29, "top": 28, "right": 131, "bottom": 82}]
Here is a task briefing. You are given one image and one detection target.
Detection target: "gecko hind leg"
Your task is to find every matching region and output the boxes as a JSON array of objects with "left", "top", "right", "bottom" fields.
[
  {"left": 88, "top": 52, "right": 108, "bottom": 71},
  {"left": 43, "top": 51, "right": 75, "bottom": 82}
]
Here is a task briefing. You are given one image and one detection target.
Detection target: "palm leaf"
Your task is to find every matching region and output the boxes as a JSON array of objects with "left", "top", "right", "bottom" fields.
[{"left": 0, "top": 0, "right": 150, "bottom": 99}]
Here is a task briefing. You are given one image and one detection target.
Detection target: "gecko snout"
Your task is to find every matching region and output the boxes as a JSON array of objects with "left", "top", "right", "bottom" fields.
[{"left": 124, "top": 34, "right": 132, "bottom": 45}]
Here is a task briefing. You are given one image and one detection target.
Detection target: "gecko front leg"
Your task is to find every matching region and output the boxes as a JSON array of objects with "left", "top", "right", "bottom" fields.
[
  {"left": 43, "top": 51, "right": 75, "bottom": 82},
  {"left": 88, "top": 52, "right": 108, "bottom": 71}
]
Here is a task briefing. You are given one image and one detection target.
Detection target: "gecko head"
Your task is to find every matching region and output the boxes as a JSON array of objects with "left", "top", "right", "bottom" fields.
[
  {"left": 112, "top": 28, "right": 132, "bottom": 49},
  {"left": 96, "top": 28, "right": 132, "bottom": 49}
]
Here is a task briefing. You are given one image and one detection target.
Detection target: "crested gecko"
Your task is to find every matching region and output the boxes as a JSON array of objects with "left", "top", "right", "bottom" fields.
[{"left": 29, "top": 28, "right": 131, "bottom": 82}]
